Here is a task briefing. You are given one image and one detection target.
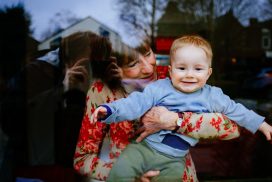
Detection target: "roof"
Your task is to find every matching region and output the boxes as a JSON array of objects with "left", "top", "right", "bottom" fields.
[{"left": 41, "top": 16, "right": 120, "bottom": 42}]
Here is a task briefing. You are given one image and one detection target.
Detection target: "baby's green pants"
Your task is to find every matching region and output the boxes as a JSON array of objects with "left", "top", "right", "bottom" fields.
[{"left": 107, "top": 141, "right": 185, "bottom": 182}]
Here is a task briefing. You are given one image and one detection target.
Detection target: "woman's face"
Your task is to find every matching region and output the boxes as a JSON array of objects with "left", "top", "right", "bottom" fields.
[{"left": 121, "top": 49, "right": 157, "bottom": 81}]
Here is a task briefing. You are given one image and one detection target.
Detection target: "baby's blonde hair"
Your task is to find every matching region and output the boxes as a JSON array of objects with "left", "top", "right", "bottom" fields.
[{"left": 170, "top": 35, "right": 213, "bottom": 65}]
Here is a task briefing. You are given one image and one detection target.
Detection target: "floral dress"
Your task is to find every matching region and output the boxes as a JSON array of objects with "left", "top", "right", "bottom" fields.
[{"left": 74, "top": 79, "right": 240, "bottom": 182}]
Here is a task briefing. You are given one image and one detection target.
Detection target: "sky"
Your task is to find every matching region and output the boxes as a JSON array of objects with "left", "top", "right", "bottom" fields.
[{"left": 0, "top": 0, "right": 134, "bottom": 45}]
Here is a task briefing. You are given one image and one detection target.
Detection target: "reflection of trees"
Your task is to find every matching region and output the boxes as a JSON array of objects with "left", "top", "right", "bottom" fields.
[
  {"left": 40, "top": 10, "right": 81, "bottom": 41},
  {"left": 176, "top": 0, "right": 256, "bottom": 39},
  {"left": 177, "top": 0, "right": 256, "bottom": 57},
  {"left": 0, "top": 4, "right": 32, "bottom": 168},
  {"left": 260, "top": 0, "right": 272, "bottom": 20},
  {"left": 116, "top": 0, "right": 257, "bottom": 47},
  {"left": 115, "top": 0, "right": 168, "bottom": 50},
  {"left": 0, "top": 4, "right": 31, "bottom": 80}
]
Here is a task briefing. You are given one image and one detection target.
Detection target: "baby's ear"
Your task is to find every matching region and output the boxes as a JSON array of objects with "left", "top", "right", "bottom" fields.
[
  {"left": 168, "top": 65, "right": 172, "bottom": 78},
  {"left": 207, "top": 67, "right": 212, "bottom": 78}
]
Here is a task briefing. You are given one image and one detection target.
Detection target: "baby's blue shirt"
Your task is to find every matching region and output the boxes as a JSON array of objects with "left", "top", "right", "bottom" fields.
[{"left": 103, "top": 78, "right": 264, "bottom": 157}]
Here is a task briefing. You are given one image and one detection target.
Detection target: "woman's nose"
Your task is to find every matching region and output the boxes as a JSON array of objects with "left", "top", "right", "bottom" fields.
[{"left": 141, "top": 60, "right": 154, "bottom": 74}]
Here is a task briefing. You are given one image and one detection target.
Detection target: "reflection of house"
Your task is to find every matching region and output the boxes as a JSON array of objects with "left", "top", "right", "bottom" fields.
[
  {"left": 214, "top": 12, "right": 272, "bottom": 66},
  {"left": 157, "top": 1, "right": 204, "bottom": 37},
  {"left": 156, "top": 1, "right": 207, "bottom": 54},
  {"left": 244, "top": 18, "right": 272, "bottom": 60},
  {"left": 214, "top": 13, "right": 272, "bottom": 80},
  {"left": 38, "top": 16, "right": 130, "bottom": 53}
]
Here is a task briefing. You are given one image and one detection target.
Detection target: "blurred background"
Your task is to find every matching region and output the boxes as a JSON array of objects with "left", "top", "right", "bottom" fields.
[{"left": 0, "top": 0, "right": 272, "bottom": 181}]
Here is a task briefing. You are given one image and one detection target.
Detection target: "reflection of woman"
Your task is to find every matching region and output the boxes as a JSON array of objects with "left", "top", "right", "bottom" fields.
[{"left": 73, "top": 42, "right": 239, "bottom": 182}]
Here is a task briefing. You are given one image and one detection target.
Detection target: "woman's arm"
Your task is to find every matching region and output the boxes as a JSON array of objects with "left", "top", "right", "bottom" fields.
[
  {"left": 177, "top": 112, "right": 240, "bottom": 140},
  {"left": 73, "top": 81, "right": 115, "bottom": 180},
  {"left": 137, "top": 106, "right": 239, "bottom": 142},
  {"left": 74, "top": 115, "right": 111, "bottom": 179}
]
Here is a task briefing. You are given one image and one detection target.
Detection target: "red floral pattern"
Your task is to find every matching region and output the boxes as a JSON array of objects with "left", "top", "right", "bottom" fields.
[
  {"left": 210, "top": 116, "right": 222, "bottom": 132},
  {"left": 92, "top": 80, "right": 104, "bottom": 93},
  {"left": 178, "top": 112, "right": 240, "bottom": 141},
  {"left": 110, "top": 121, "right": 135, "bottom": 150},
  {"left": 183, "top": 153, "right": 196, "bottom": 182}
]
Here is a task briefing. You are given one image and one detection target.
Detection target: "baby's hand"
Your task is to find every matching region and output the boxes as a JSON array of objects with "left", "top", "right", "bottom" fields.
[
  {"left": 91, "top": 106, "right": 108, "bottom": 123},
  {"left": 258, "top": 121, "right": 272, "bottom": 141}
]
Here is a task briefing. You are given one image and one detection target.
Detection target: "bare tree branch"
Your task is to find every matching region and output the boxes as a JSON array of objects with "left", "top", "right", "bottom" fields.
[
  {"left": 40, "top": 10, "right": 80, "bottom": 40},
  {"left": 258, "top": 0, "right": 272, "bottom": 20},
  {"left": 115, "top": 0, "right": 168, "bottom": 48}
]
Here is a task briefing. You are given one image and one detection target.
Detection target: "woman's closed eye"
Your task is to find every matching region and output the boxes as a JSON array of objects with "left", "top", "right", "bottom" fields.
[
  {"left": 127, "top": 60, "right": 139, "bottom": 68},
  {"left": 144, "top": 51, "right": 151, "bottom": 57}
]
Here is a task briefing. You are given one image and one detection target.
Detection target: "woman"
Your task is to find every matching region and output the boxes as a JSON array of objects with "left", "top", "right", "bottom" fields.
[{"left": 73, "top": 41, "right": 239, "bottom": 181}]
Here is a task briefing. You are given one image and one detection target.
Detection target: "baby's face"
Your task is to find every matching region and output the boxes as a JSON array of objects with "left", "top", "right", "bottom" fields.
[{"left": 169, "top": 45, "right": 212, "bottom": 93}]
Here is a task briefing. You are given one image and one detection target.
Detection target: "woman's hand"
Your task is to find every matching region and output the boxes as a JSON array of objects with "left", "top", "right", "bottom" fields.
[
  {"left": 63, "top": 58, "right": 90, "bottom": 93},
  {"left": 136, "top": 106, "right": 178, "bottom": 142},
  {"left": 137, "top": 170, "right": 160, "bottom": 182}
]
